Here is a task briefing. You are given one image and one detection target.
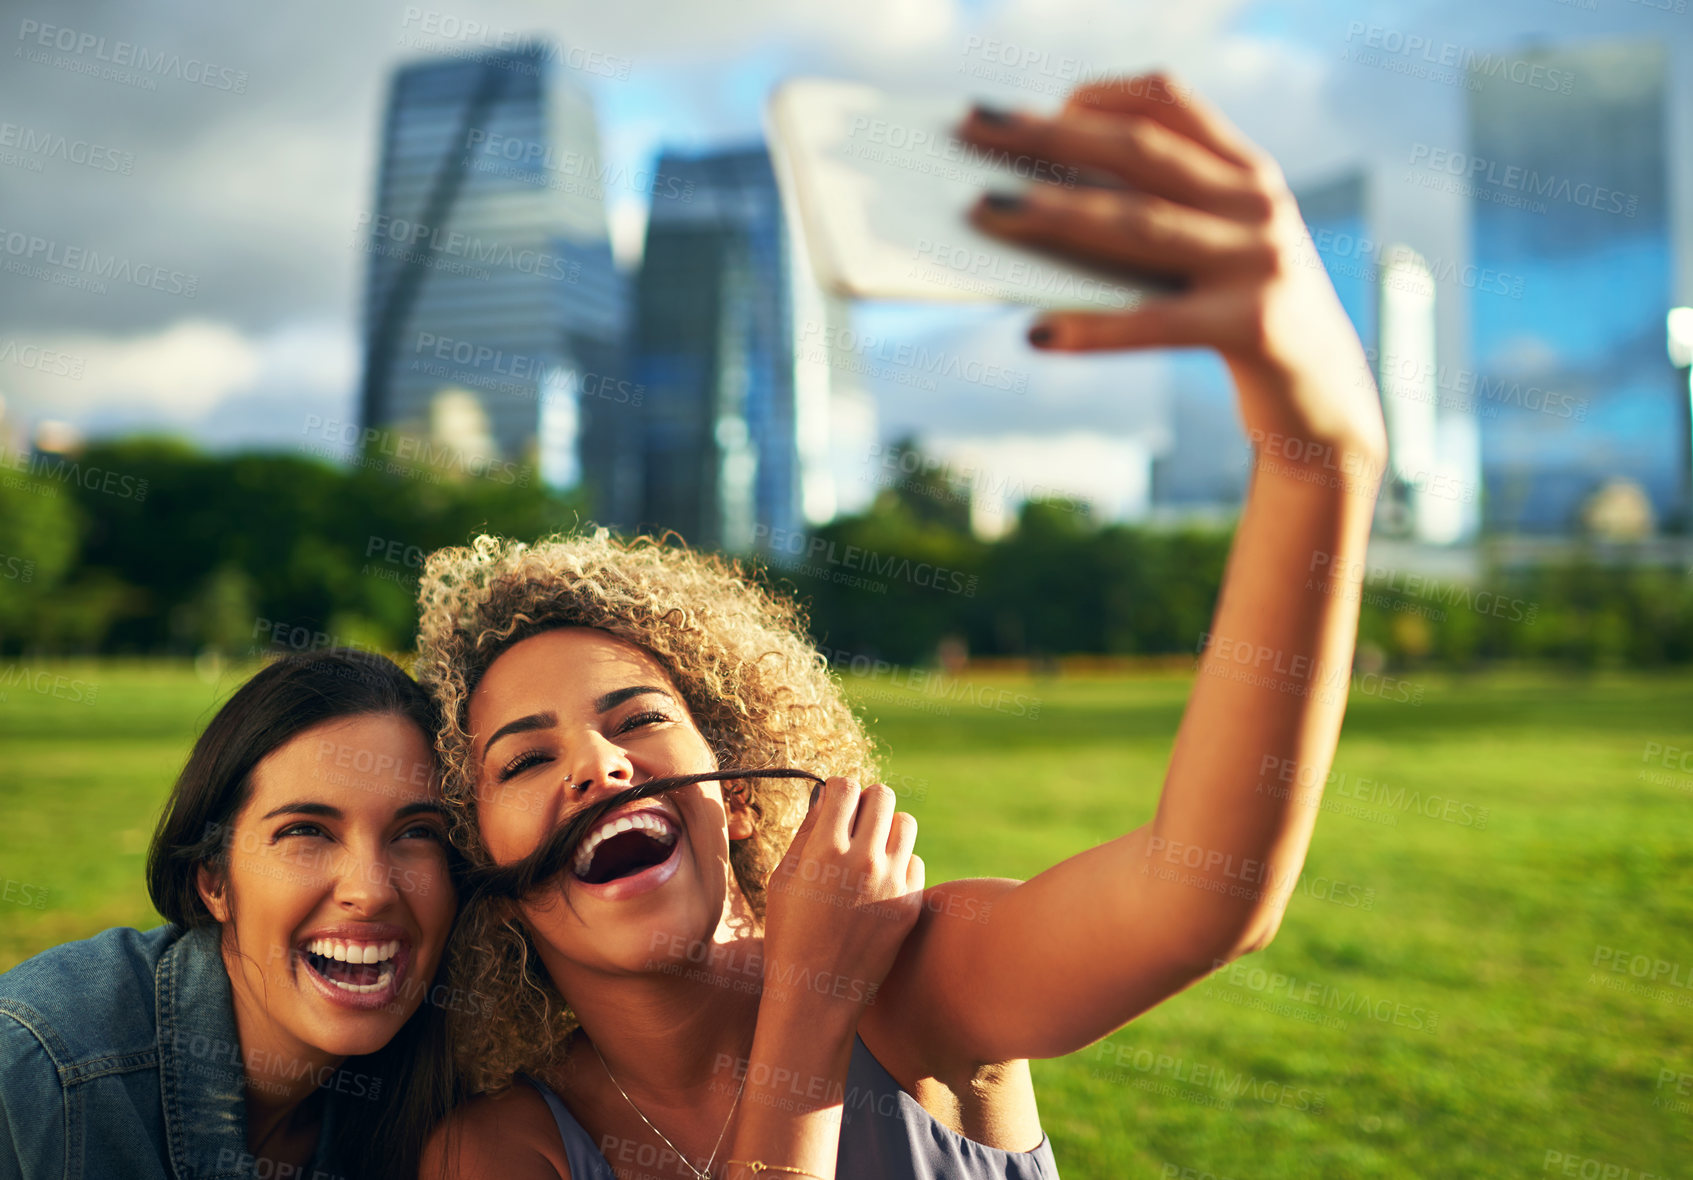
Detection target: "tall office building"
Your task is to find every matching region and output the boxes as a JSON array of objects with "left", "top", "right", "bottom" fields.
[
  {"left": 359, "top": 45, "right": 624, "bottom": 478},
  {"left": 1468, "top": 40, "right": 1676, "bottom": 533},
  {"left": 616, "top": 146, "right": 807, "bottom": 553},
  {"left": 1150, "top": 172, "right": 1373, "bottom": 514}
]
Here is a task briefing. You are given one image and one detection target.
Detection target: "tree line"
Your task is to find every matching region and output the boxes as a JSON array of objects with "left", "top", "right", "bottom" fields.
[{"left": 2, "top": 437, "right": 1689, "bottom": 670}]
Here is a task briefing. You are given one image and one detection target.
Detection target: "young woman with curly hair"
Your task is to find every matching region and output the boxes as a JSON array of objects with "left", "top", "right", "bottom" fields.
[{"left": 417, "top": 74, "right": 1387, "bottom": 1180}]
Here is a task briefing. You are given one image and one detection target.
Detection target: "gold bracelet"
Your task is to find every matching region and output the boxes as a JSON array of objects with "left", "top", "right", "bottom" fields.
[{"left": 724, "top": 1161, "right": 824, "bottom": 1180}]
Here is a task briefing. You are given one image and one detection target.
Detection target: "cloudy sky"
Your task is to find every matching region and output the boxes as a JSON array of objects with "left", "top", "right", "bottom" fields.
[{"left": 1, "top": 0, "right": 1687, "bottom": 518}]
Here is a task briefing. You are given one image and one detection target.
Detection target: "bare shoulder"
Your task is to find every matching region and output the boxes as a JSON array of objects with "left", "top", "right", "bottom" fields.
[{"left": 420, "top": 1083, "right": 571, "bottom": 1180}]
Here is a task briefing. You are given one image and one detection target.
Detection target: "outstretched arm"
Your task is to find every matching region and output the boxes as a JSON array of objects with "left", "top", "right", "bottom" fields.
[{"left": 879, "top": 74, "right": 1389, "bottom": 1067}]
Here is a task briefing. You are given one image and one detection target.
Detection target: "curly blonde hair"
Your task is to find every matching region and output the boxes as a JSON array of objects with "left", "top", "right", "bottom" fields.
[{"left": 414, "top": 531, "right": 880, "bottom": 1094}]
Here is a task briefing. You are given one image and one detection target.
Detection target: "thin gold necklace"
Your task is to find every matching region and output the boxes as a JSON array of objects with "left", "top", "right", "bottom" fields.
[{"left": 591, "top": 1039, "right": 747, "bottom": 1180}]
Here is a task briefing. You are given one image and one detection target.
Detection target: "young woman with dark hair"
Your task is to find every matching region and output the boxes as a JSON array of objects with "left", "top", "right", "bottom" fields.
[{"left": 0, "top": 649, "right": 461, "bottom": 1180}]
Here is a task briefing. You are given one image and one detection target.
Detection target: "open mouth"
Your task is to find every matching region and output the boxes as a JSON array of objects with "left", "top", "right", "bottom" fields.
[
  {"left": 299, "top": 937, "right": 401, "bottom": 995},
  {"left": 572, "top": 810, "right": 680, "bottom": 885}
]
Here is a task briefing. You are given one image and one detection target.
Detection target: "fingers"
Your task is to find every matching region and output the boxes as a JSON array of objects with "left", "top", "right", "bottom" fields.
[
  {"left": 1063, "top": 72, "right": 1265, "bottom": 173},
  {"left": 785, "top": 779, "right": 826, "bottom": 845},
  {"left": 960, "top": 104, "right": 1259, "bottom": 219},
  {"left": 806, "top": 775, "right": 861, "bottom": 852},
  {"left": 1027, "top": 298, "right": 1218, "bottom": 354},
  {"left": 849, "top": 782, "right": 896, "bottom": 855},
  {"left": 885, "top": 810, "right": 917, "bottom": 862},
  {"left": 969, "top": 183, "right": 1268, "bottom": 281}
]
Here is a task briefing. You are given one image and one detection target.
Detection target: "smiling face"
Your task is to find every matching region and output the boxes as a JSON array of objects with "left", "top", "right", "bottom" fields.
[
  {"left": 468, "top": 626, "right": 755, "bottom": 977},
  {"left": 196, "top": 712, "right": 457, "bottom": 1063}
]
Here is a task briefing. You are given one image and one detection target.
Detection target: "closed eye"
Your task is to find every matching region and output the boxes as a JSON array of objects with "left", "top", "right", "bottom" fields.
[
  {"left": 615, "top": 709, "right": 673, "bottom": 735},
  {"left": 498, "top": 749, "right": 552, "bottom": 782}
]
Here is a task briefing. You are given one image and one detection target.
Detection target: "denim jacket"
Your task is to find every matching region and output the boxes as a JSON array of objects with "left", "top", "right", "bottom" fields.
[{"left": 0, "top": 924, "right": 342, "bottom": 1180}]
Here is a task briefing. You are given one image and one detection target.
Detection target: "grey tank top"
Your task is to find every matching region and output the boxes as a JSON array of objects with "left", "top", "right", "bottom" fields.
[{"left": 522, "top": 1034, "right": 1060, "bottom": 1179}]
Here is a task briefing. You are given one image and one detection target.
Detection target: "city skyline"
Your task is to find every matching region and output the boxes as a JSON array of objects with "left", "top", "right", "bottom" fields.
[{"left": 2, "top": 0, "right": 1689, "bottom": 537}]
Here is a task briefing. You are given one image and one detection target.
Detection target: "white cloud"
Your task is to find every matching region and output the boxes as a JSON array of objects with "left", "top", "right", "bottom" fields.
[{"left": 3, "top": 318, "right": 356, "bottom": 431}]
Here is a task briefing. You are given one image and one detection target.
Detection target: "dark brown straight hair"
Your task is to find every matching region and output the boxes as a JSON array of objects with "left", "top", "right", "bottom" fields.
[{"left": 146, "top": 648, "right": 463, "bottom": 1180}]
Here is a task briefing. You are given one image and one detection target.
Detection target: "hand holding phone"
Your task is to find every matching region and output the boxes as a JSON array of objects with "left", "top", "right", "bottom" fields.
[{"left": 766, "top": 77, "right": 1168, "bottom": 311}]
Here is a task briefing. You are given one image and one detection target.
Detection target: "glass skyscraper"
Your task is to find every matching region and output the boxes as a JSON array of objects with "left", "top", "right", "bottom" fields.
[
  {"left": 1149, "top": 172, "right": 1374, "bottom": 514},
  {"left": 358, "top": 45, "right": 624, "bottom": 478},
  {"left": 617, "top": 146, "right": 802, "bottom": 553},
  {"left": 1468, "top": 40, "right": 1677, "bottom": 533}
]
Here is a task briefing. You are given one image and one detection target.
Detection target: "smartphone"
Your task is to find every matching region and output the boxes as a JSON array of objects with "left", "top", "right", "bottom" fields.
[{"left": 765, "top": 77, "right": 1165, "bottom": 312}]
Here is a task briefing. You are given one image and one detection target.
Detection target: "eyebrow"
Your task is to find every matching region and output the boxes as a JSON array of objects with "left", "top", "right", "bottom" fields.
[
  {"left": 480, "top": 711, "right": 558, "bottom": 763},
  {"left": 479, "top": 687, "right": 674, "bottom": 764},
  {"left": 594, "top": 685, "right": 673, "bottom": 713},
  {"left": 260, "top": 801, "right": 451, "bottom": 822}
]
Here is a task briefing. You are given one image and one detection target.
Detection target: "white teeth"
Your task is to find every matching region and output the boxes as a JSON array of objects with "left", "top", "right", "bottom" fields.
[
  {"left": 320, "top": 961, "right": 395, "bottom": 994},
  {"left": 572, "top": 810, "right": 678, "bottom": 878},
  {"left": 304, "top": 937, "right": 400, "bottom": 964}
]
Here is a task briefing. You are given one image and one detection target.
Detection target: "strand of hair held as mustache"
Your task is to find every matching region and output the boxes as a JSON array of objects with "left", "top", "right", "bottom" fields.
[{"left": 466, "top": 768, "right": 826, "bottom": 902}]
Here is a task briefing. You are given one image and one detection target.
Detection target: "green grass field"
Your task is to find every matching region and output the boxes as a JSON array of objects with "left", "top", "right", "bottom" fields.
[{"left": 3, "top": 660, "right": 1690, "bottom": 1177}]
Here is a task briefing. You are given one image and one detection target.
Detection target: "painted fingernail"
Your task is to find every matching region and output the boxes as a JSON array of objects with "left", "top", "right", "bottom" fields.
[
  {"left": 1028, "top": 323, "right": 1055, "bottom": 347},
  {"left": 808, "top": 784, "right": 822, "bottom": 810},
  {"left": 981, "top": 190, "right": 1025, "bottom": 214},
  {"left": 970, "top": 103, "right": 1015, "bottom": 124}
]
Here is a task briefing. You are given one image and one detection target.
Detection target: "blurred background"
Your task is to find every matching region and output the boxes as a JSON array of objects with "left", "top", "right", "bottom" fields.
[{"left": 1, "top": 1, "right": 1690, "bottom": 1177}]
